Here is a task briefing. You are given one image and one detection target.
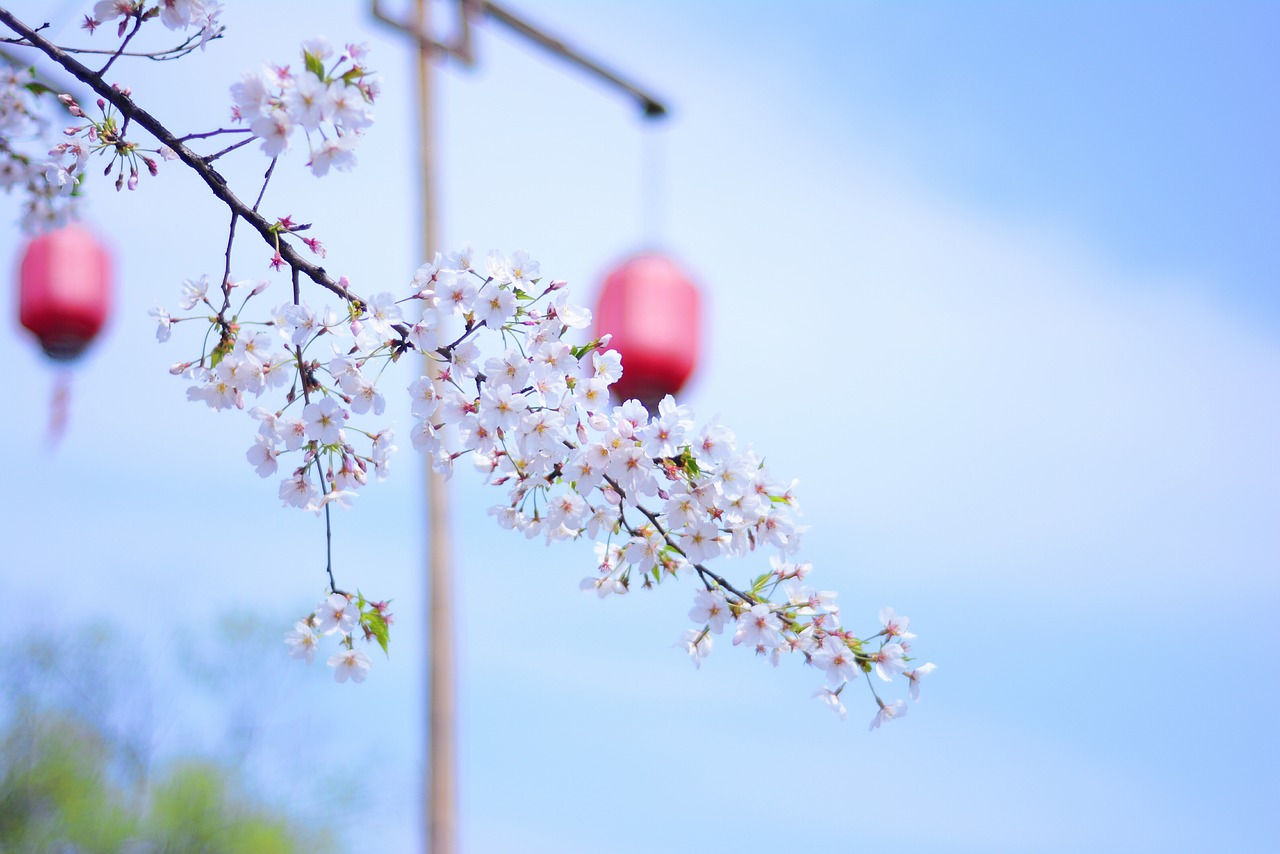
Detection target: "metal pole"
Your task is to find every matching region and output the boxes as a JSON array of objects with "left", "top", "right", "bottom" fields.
[
  {"left": 416, "top": 1, "right": 456, "bottom": 851},
  {"left": 370, "top": 5, "right": 669, "bottom": 851}
]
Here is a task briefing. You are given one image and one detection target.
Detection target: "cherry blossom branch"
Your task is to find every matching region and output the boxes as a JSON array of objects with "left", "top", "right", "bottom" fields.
[
  {"left": 0, "top": 7, "right": 358, "bottom": 305},
  {"left": 0, "top": 7, "right": 930, "bottom": 715}
]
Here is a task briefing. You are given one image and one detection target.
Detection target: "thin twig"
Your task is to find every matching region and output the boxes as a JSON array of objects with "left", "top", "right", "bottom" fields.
[
  {"left": 204, "top": 134, "right": 255, "bottom": 163},
  {"left": 221, "top": 209, "right": 238, "bottom": 299},
  {"left": 252, "top": 155, "right": 276, "bottom": 212},
  {"left": 98, "top": 12, "right": 144, "bottom": 77},
  {"left": 0, "top": 20, "right": 45, "bottom": 43},
  {"left": 324, "top": 502, "right": 338, "bottom": 593},
  {"left": 177, "top": 127, "right": 252, "bottom": 143},
  {"left": 601, "top": 471, "right": 759, "bottom": 606},
  {"left": 56, "top": 27, "right": 222, "bottom": 61}
]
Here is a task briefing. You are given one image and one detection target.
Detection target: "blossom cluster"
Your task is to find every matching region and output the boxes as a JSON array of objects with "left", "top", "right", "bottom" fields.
[
  {"left": 230, "top": 38, "right": 377, "bottom": 176},
  {"left": 0, "top": 64, "right": 80, "bottom": 231},
  {"left": 152, "top": 269, "right": 397, "bottom": 516},
  {"left": 86, "top": 0, "right": 223, "bottom": 44},
  {"left": 285, "top": 591, "right": 392, "bottom": 682},
  {"left": 153, "top": 245, "right": 934, "bottom": 719},
  {"left": 51, "top": 90, "right": 179, "bottom": 197}
]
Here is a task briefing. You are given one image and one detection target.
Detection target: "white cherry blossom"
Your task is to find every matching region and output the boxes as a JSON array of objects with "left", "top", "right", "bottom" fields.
[
  {"left": 284, "top": 620, "right": 319, "bottom": 663},
  {"left": 906, "top": 662, "right": 937, "bottom": 701},
  {"left": 869, "top": 698, "right": 907, "bottom": 731},
  {"left": 328, "top": 647, "right": 372, "bottom": 683}
]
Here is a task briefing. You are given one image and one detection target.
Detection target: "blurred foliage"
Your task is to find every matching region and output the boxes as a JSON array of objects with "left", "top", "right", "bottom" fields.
[{"left": 0, "top": 622, "right": 336, "bottom": 854}]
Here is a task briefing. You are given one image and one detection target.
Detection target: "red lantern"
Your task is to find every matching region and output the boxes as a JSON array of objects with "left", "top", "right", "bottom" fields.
[
  {"left": 593, "top": 253, "right": 700, "bottom": 411},
  {"left": 18, "top": 224, "right": 112, "bottom": 361}
]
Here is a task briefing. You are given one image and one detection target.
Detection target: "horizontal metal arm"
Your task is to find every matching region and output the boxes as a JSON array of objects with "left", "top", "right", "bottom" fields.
[{"left": 371, "top": 0, "right": 668, "bottom": 119}]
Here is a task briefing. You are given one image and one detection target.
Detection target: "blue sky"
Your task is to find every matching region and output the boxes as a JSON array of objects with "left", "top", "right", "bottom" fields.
[{"left": 2, "top": 2, "right": 1277, "bottom": 852}]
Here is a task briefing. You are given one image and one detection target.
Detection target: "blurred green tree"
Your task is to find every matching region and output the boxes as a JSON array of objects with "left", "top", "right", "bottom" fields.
[{"left": 0, "top": 623, "right": 334, "bottom": 853}]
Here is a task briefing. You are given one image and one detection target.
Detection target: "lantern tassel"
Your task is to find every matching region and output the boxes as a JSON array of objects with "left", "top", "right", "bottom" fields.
[{"left": 46, "top": 369, "right": 71, "bottom": 448}]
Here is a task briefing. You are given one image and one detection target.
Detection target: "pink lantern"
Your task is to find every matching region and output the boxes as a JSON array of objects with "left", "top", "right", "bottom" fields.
[
  {"left": 19, "top": 224, "right": 112, "bottom": 361},
  {"left": 593, "top": 253, "right": 700, "bottom": 412}
]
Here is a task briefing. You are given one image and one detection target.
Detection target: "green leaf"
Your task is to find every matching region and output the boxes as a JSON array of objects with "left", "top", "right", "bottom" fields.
[
  {"left": 209, "top": 336, "right": 233, "bottom": 368},
  {"left": 361, "top": 610, "right": 390, "bottom": 656},
  {"left": 678, "top": 446, "right": 700, "bottom": 478},
  {"left": 304, "top": 52, "right": 326, "bottom": 81},
  {"left": 570, "top": 338, "right": 604, "bottom": 360}
]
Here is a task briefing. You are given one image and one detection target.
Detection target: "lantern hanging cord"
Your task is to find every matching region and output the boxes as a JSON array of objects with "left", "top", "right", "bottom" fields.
[{"left": 640, "top": 121, "right": 668, "bottom": 249}]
